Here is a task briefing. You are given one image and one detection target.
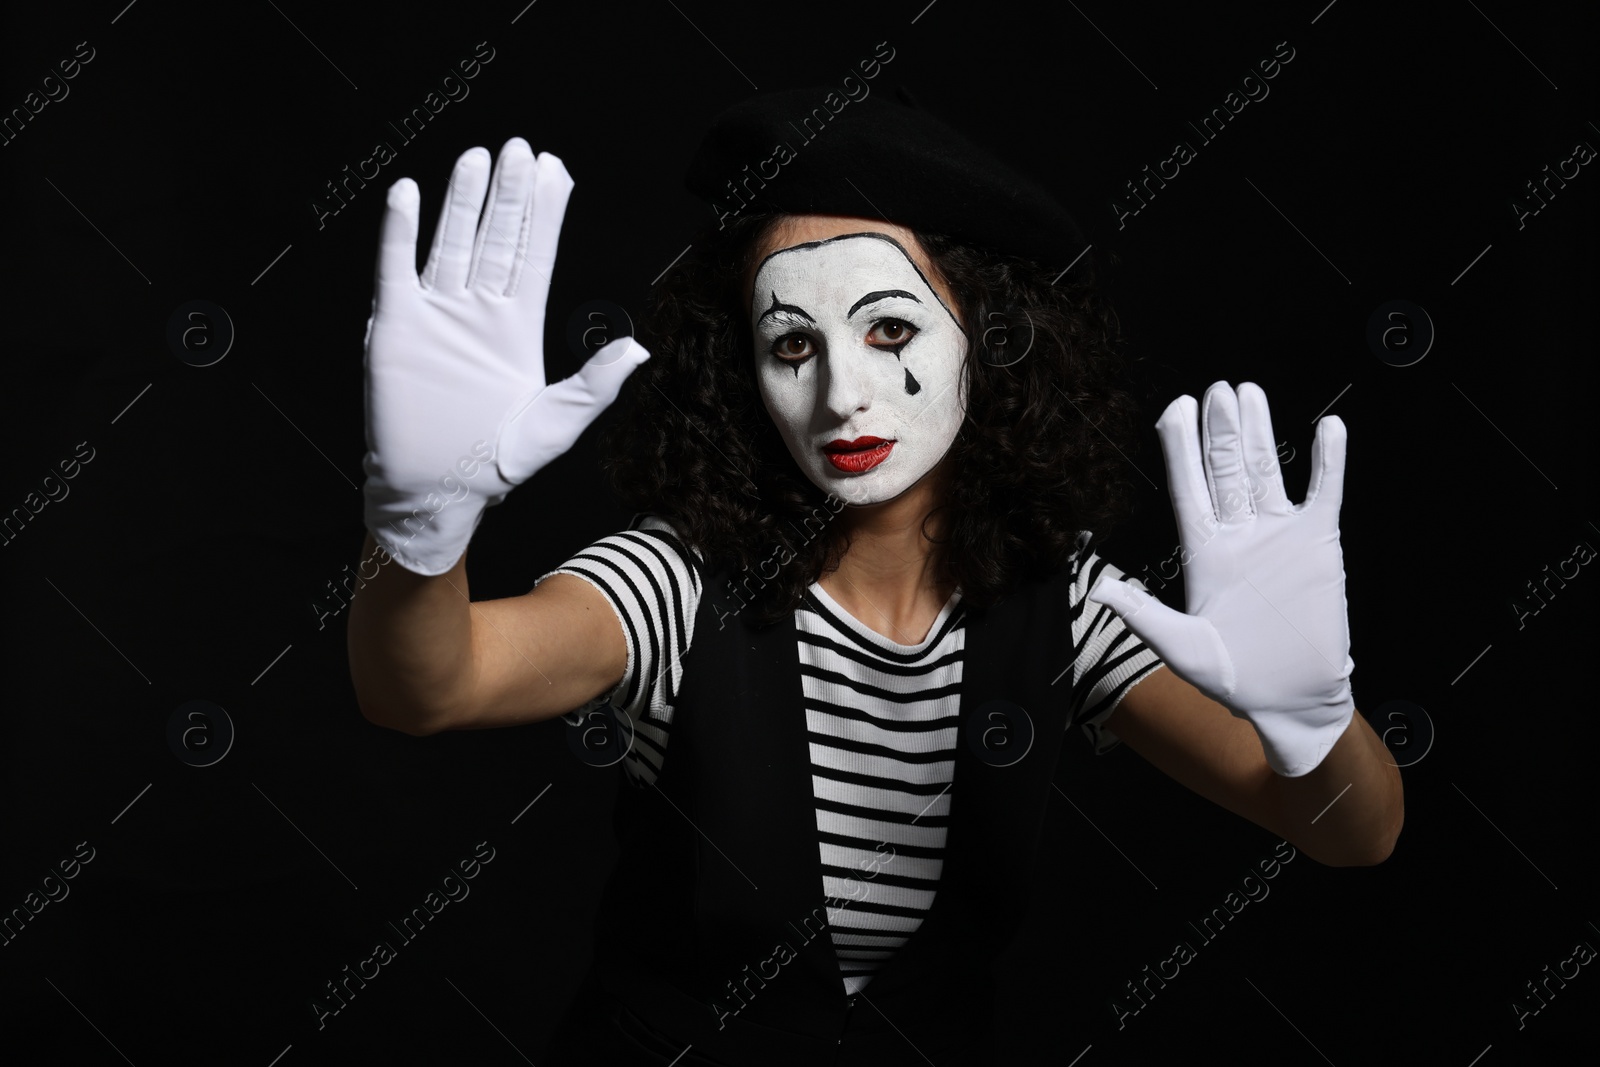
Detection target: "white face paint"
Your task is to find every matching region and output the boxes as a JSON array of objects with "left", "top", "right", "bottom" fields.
[{"left": 750, "top": 233, "right": 968, "bottom": 505}]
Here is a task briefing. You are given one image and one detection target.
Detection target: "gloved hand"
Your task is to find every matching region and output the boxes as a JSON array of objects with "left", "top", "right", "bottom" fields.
[
  {"left": 1085, "top": 381, "right": 1355, "bottom": 777},
  {"left": 361, "top": 138, "right": 649, "bottom": 576}
]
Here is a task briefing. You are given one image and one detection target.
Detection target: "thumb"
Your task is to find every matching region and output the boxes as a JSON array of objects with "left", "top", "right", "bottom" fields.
[
  {"left": 1085, "top": 577, "right": 1237, "bottom": 701},
  {"left": 572, "top": 334, "right": 652, "bottom": 399},
  {"left": 495, "top": 336, "right": 650, "bottom": 485}
]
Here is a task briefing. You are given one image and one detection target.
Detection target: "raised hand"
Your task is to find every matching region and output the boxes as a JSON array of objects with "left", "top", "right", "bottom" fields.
[
  {"left": 1085, "top": 381, "right": 1355, "bottom": 777},
  {"left": 360, "top": 138, "right": 649, "bottom": 576}
]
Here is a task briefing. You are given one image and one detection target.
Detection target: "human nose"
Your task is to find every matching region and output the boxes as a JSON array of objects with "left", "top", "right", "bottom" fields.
[{"left": 821, "top": 342, "right": 873, "bottom": 422}]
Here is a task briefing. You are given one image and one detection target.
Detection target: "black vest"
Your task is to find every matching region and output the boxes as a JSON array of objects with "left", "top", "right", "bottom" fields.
[{"left": 590, "top": 545, "right": 1091, "bottom": 1066}]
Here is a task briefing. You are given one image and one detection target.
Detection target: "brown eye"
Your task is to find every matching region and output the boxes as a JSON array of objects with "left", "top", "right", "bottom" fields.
[
  {"left": 867, "top": 319, "right": 917, "bottom": 349},
  {"left": 773, "top": 333, "right": 814, "bottom": 361}
]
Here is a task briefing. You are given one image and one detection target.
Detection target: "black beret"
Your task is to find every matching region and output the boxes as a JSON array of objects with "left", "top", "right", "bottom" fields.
[{"left": 684, "top": 85, "right": 1091, "bottom": 273}]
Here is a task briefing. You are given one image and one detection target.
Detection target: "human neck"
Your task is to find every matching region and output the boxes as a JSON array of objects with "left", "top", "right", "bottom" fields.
[{"left": 817, "top": 466, "right": 956, "bottom": 644}]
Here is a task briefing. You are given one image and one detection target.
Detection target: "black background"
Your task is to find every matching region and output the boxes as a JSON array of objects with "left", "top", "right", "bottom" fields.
[{"left": 1, "top": 1, "right": 1594, "bottom": 1064}]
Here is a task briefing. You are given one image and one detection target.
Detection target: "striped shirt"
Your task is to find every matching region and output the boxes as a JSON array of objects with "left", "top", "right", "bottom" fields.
[{"left": 536, "top": 514, "right": 1163, "bottom": 993}]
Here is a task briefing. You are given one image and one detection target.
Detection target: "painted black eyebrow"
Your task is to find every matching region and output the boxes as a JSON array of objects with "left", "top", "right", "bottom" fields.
[
  {"left": 756, "top": 290, "right": 814, "bottom": 326},
  {"left": 752, "top": 232, "right": 962, "bottom": 329},
  {"left": 848, "top": 290, "right": 921, "bottom": 317}
]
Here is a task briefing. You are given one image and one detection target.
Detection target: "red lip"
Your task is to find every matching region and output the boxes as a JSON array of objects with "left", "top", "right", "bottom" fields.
[
  {"left": 823, "top": 436, "right": 890, "bottom": 452},
  {"left": 822, "top": 436, "right": 895, "bottom": 473}
]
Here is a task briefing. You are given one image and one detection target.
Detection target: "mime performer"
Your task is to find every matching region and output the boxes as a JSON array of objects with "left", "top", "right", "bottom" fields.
[{"left": 346, "top": 87, "right": 1404, "bottom": 1066}]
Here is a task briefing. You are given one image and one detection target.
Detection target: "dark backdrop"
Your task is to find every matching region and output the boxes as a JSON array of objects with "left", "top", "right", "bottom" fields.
[{"left": 1, "top": 1, "right": 1593, "bottom": 1064}]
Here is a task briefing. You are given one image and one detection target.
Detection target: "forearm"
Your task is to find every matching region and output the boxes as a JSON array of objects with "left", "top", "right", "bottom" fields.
[
  {"left": 346, "top": 531, "right": 475, "bottom": 734},
  {"left": 1263, "top": 710, "right": 1403, "bottom": 866}
]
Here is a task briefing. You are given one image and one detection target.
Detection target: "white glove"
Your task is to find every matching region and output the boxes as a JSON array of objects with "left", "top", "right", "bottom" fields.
[
  {"left": 361, "top": 138, "right": 649, "bottom": 576},
  {"left": 1085, "top": 381, "right": 1355, "bottom": 777}
]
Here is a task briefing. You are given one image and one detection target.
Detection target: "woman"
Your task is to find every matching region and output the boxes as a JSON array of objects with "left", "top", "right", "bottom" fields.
[{"left": 347, "top": 88, "right": 1403, "bottom": 1065}]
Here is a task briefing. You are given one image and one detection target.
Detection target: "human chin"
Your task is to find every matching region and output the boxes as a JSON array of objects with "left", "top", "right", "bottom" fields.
[{"left": 814, "top": 441, "right": 951, "bottom": 506}]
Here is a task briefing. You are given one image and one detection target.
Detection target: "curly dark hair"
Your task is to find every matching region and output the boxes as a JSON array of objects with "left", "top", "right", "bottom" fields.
[{"left": 599, "top": 211, "right": 1151, "bottom": 627}]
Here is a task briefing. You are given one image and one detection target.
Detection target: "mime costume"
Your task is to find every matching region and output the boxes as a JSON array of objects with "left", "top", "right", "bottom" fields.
[
  {"left": 534, "top": 89, "right": 1164, "bottom": 1064},
  {"left": 359, "top": 81, "right": 1362, "bottom": 1067},
  {"left": 539, "top": 514, "right": 1163, "bottom": 1066}
]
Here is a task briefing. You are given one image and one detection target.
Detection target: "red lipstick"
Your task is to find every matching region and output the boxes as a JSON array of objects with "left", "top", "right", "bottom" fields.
[{"left": 822, "top": 436, "right": 895, "bottom": 473}]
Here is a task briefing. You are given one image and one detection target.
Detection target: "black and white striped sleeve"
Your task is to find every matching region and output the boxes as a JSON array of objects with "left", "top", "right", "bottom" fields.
[
  {"left": 1066, "top": 539, "right": 1165, "bottom": 754},
  {"left": 532, "top": 514, "right": 702, "bottom": 785}
]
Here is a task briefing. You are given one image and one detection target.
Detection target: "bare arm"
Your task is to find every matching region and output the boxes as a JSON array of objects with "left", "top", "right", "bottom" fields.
[
  {"left": 346, "top": 532, "right": 626, "bottom": 736},
  {"left": 1104, "top": 665, "right": 1404, "bottom": 866},
  {"left": 349, "top": 142, "right": 644, "bottom": 736}
]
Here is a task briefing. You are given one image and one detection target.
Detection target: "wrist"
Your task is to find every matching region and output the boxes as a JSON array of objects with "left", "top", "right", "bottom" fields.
[
  {"left": 364, "top": 486, "right": 489, "bottom": 577},
  {"left": 1249, "top": 688, "right": 1356, "bottom": 778}
]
